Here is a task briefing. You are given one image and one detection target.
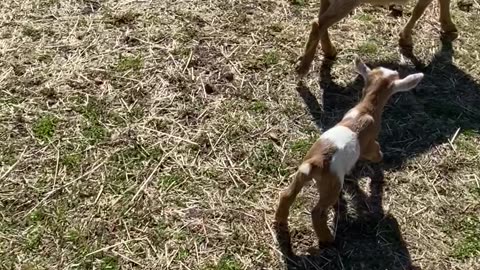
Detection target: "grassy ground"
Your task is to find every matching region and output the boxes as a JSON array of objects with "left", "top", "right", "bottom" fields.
[{"left": 1, "top": 0, "right": 479, "bottom": 269}]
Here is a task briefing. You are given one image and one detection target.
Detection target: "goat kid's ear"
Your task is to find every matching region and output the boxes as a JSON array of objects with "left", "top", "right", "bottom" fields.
[
  {"left": 392, "top": 73, "right": 424, "bottom": 94},
  {"left": 354, "top": 57, "right": 371, "bottom": 82}
]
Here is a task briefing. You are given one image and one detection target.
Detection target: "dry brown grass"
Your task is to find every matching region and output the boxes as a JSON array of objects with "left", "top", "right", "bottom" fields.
[{"left": 0, "top": 0, "right": 479, "bottom": 269}]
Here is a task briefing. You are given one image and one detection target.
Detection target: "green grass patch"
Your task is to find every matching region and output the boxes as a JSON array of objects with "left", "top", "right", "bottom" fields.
[
  {"left": 153, "top": 221, "right": 168, "bottom": 244},
  {"left": 158, "top": 174, "right": 182, "bottom": 189},
  {"left": 250, "top": 142, "right": 289, "bottom": 177},
  {"left": 290, "top": 136, "right": 316, "bottom": 154},
  {"left": 100, "top": 256, "right": 119, "bottom": 270},
  {"left": 248, "top": 100, "right": 268, "bottom": 114},
  {"left": 358, "top": 41, "right": 378, "bottom": 55},
  {"left": 455, "top": 133, "right": 479, "bottom": 156},
  {"left": 355, "top": 13, "right": 374, "bottom": 22},
  {"left": 28, "top": 210, "right": 44, "bottom": 224},
  {"left": 204, "top": 255, "right": 242, "bottom": 270},
  {"left": 470, "top": 186, "right": 480, "bottom": 198},
  {"left": 115, "top": 55, "right": 143, "bottom": 72},
  {"left": 79, "top": 98, "right": 109, "bottom": 145},
  {"left": 62, "top": 153, "right": 83, "bottom": 169},
  {"left": 262, "top": 50, "right": 280, "bottom": 67},
  {"left": 33, "top": 115, "right": 57, "bottom": 142},
  {"left": 176, "top": 248, "right": 190, "bottom": 261},
  {"left": 82, "top": 123, "right": 108, "bottom": 145},
  {"left": 25, "top": 226, "right": 42, "bottom": 251},
  {"left": 111, "top": 144, "right": 162, "bottom": 169},
  {"left": 65, "top": 228, "right": 81, "bottom": 243},
  {"left": 453, "top": 216, "right": 480, "bottom": 260},
  {"left": 216, "top": 255, "right": 242, "bottom": 270}
]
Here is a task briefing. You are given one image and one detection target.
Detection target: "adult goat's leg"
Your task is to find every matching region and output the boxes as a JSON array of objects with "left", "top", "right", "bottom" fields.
[
  {"left": 399, "top": 0, "right": 433, "bottom": 47},
  {"left": 295, "top": 1, "right": 326, "bottom": 77},
  {"left": 319, "top": 0, "right": 336, "bottom": 60},
  {"left": 295, "top": 20, "right": 320, "bottom": 77},
  {"left": 296, "top": 2, "right": 355, "bottom": 77},
  {"left": 438, "top": 0, "right": 457, "bottom": 35}
]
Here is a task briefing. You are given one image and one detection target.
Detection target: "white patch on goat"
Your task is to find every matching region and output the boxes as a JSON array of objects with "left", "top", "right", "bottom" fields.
[
  {"left": 320, "top": 126, "right": 360, "bottom": 186},
  {"left": 342, "top": 108, "right": 359, "bottom": 120},
  {"left": 298, "top": 162, "right": 312, "bottom": 175},
  {"left": 378, "top": 67, "right": 398, "bottom": 78}
]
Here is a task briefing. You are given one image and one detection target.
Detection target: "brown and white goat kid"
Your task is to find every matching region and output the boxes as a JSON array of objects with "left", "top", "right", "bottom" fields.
[
  {"left": 275, "top": 58, "right": 424, "bottom": 245},
  {"left": 296, "top": 0, "right": 457, "bottom": 76}
]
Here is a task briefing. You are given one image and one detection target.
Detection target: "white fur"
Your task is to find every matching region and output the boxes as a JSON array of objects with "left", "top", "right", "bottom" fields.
[
  {"left": 299, "top": 162, "right": 312, "bottom": 175},
  {"left": 392, "top": 73, "right": 424, "bottom": 94},
  {"left": 378, "top": 67, "right": 398, "bottom": 78},
  {"left": 320, "top": 126, "right": 360, "bottom": 185},
  {"left": 342, "top": 108, "right": 359, "bottom": 120}
]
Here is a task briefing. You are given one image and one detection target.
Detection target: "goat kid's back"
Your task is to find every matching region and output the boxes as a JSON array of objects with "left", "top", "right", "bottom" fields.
[{"left": 275, "top": 58, "right": 424, "bottom": 246}]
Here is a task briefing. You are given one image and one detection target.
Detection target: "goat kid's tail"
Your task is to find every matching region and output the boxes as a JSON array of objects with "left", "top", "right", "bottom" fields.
[
  {"left": 297, "top": 156, "right": 323, "bottom": 181},
  {"left": 274, "top": 156, "right": 323, "bottom": 224}
]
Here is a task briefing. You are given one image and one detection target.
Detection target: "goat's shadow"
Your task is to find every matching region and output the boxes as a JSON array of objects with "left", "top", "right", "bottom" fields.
[
  {"left": 275, "top": 165, "right": 413, "bottom": 269},
  {"left": 275, "top": 37, "right": 480, "bottom": 269}
]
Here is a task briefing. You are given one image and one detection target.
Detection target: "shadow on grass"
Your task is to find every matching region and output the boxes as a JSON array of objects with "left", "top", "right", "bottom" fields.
[
  {"left": 299, "top": 38, "right": 480, "bottom": 168},
  {"left": 275, "top": 164, "right": 416, "bottom": 269},
  {"left": 275, "top": 37, "right": 480, "bottom": 269}
]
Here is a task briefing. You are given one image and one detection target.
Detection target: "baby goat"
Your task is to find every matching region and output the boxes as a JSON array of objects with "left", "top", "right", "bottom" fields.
[
  {"left": 275, "top": 58, "right": 424, "bottom": 245},
  {"left": 296, "top": 0, "right": 457, "bottom": 76}
]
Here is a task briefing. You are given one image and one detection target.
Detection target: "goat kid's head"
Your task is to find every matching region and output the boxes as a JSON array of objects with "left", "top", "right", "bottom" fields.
[{"left": 354, "top": 58, "right": 424, "bottom": 102}]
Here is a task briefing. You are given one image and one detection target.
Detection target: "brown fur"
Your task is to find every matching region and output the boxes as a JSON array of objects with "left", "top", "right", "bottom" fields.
[
  {"left": 295, "top": 0, "right": 457, "bottom": 76},
  {"left": 274, "top": 61, "right": 423, "bottom": 246}
]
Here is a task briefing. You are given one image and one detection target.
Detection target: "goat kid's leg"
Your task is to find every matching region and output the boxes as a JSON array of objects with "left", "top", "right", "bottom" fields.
[
  {"left": 399, "top": 0, "right": 433, "bottom": 48},
  {"left": 438, "top": 0, "right": 457, "bottom": 35},
  {"left": 275, "top": 170, "right": 312, "bottom": 224},
  {"left": 296, "top": 3, "right": 355, "bottom": 77},
  {"left": 361, "top": 141, "right": 383, "bottom": 163},
  {"left": 311, "top": 173, "right": 342, "bottom": 246}
]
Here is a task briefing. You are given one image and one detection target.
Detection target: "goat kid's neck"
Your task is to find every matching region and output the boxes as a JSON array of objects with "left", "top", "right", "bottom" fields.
[{"left": 358, "top": 80, "right": 392, "bottom": 116}]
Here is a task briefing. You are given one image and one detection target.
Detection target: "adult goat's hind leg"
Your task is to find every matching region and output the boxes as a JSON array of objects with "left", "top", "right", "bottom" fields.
[
  {"left": 275, "top": 166, "right": 313, "bottom": 224},
  {"left": 399, "top": 0, "right": 433, "bottom": 48},
  {"left": 438, "top": 0, "right": 457, "bottom": 39},
  {"left": 319, "top": 0, "right": 336, "bottom": 60},
  {"left": 296, "top": 1, "right": 355, "bottom": 77},
  {"left": 295, "top": 19, "right": 322, "bottom": 76}
]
